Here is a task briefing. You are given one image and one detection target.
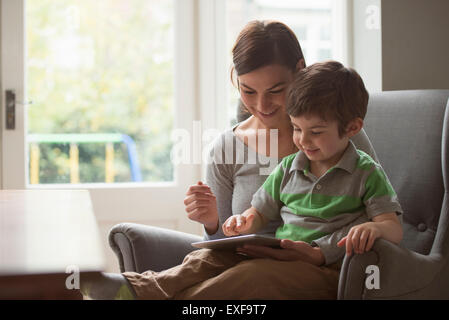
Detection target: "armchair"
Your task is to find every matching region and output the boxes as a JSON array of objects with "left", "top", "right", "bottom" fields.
[
  {"left": 109, "top": 89, "right": 449, "bottom": 299},
  {"left": 338, "top": 89, "right": 449, "bottom": 299}
]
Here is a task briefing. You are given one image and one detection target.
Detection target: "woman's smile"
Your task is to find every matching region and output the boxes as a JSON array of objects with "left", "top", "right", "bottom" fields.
[{"left": 257, "top": 108, "right": 279, "bottom": 118}]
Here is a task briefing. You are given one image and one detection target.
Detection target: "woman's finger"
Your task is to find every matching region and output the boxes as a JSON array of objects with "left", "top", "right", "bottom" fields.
[
  {"left": 185, "top": 185, "right": 212, "bottom": 196},
  {"left": 184, "top": 193, "right": 215, "bottom": 206},
  {"left": 185, "top": 199, "right": 212, "bottom": 213},
  {"left": 187, "top": 207, "right": 207, "bottom": 221}
]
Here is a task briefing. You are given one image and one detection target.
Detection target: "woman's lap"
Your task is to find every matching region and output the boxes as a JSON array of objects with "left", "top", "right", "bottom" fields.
[
  {"left": 123, "top": 249, "right": 340, "bottom": 300},
  {"left": 176, "top": 257, "right": 340, "bottom": 300}
]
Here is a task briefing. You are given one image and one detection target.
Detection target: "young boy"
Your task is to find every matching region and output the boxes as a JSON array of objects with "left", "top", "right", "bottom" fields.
[{"left": 223, "top": 61, "right": 403, "bottom": 266}]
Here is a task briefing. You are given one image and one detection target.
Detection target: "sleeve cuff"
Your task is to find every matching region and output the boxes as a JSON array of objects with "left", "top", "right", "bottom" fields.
[{"left": 312, "top": 236, "right": 346, "bottom": 266}]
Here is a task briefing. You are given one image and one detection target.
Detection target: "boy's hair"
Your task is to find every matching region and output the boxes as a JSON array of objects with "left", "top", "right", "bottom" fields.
[{"left": 286, "top": 60, "right": 369, "bottom": 137}]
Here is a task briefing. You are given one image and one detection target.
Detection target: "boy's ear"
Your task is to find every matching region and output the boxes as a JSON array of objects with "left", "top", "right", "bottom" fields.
[{"left": 345, "top": 118, "right": 364, "bottom": 138}]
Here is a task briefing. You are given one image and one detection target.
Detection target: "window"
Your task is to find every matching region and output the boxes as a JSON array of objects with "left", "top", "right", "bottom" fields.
[
  {"left": 3, "top": 0, "right": 201, "bottom": 265},
  {"left": 223, "top": 0, "right": 347, "bottom": 126},
  {"left": 26, "top": 0, "right": 175, "bottom": 184}
]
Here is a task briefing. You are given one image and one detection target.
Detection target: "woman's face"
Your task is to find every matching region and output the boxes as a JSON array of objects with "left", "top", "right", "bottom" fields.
[{"left": 238, "top": 64, "right": 295, "bottom": 128}]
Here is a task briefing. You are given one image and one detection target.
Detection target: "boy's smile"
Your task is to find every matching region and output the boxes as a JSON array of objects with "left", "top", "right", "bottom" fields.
[{"left": 290, "top": 114, "right": 351, "bottom": 174}]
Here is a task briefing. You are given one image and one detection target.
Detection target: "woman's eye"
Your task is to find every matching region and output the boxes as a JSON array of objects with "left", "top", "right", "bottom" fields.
[
  {"left": 293, "top": 128, "right": 301, "bottom": 132},
  {"left": 243, "top": 90, "right": 255, "bottom": 95},
  {"left": 269, "top": 89, "right": 283, "bottom": 94},
  {"left": 311, "top": 132, "right": 322, "bottom": 135}
]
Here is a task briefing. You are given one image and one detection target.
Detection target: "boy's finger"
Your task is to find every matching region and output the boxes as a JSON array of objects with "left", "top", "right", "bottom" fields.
[
  {"left": 345, "top": 231, "right": 353, "bottom": 256},
  {"left": 365, "top": 233, "right": 377, "bottom": 251},
  {"left": 229, "top": 216, "right": 237, "bottom": 229},
  {"left": 337, "top": 237, "right": 346, "bottom": 247},
  {"left": 223, "top": 217, "right": 235, "bottom": 234},
  {"left": 236, "top": 215, "right": 244, "bottom": 229},
  {"left": 241, "top": 214, "right": 255, "bottom": 232},
  {"left": 358, "top": 230, "right": 369, "bottom": 253},
  {"left": 351, "top": 229, "right": 360, "bottom": 253}
]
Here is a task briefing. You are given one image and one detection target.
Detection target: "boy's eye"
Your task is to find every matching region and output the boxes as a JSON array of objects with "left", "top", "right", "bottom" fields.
[
  {"left": 293, "top": 128, "right": 301, "bottom": 132},
  {"left": 269, "top": 89, "right": 284, "bottom": 94},
  {"left": 311, "top": 131, "right": 323, "bottom": 135},
  {"left": 243, "top": 90, "right": 255, "bottom": 95}
]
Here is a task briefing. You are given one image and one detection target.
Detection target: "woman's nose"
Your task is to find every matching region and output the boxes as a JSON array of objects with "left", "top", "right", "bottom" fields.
[{"left": 257, "top": 94, "right": 271, "bottom": 111}]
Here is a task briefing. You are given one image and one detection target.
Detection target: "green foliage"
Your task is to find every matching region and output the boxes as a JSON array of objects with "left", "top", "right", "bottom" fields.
[{"left": 27, "top": 0, "right": 174, "bottom": 183}]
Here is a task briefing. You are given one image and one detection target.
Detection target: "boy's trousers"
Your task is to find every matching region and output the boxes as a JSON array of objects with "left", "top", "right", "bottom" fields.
[{"left": 123, "top": 248, "right": 341, "bottom": 300}]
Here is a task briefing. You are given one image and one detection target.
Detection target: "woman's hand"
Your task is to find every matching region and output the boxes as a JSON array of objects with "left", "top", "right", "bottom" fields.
[
  {"left": 237, "top": 239, "right": 325, "bottom": 266},
  {"left": 184, "top": 181, "right": 219, "bottom": 234},
  {"left": 337, "top": 222, "right": 381, "bottom": 256}
]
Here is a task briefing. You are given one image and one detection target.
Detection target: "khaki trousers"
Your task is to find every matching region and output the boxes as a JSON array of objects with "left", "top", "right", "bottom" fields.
[{"left": 123, "top": 249, "right": 340, "bottom": 300}]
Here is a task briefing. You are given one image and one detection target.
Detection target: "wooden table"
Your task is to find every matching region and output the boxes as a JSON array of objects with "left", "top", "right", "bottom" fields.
[{"left": 0, "top": 190, "right": 105, "bottom": 299}]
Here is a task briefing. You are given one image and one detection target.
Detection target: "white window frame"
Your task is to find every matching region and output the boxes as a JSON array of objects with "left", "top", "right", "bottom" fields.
[
  {"left": 0, "top": 0, "right": 202, "bottom": 234},
  {"left": 198, "top": 0, "right": 351, "bottom": 139}
]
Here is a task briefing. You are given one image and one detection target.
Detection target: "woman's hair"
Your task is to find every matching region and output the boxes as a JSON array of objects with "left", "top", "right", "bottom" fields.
[{"left": 231, "top": 20, "right": 305, "bottom": 84}]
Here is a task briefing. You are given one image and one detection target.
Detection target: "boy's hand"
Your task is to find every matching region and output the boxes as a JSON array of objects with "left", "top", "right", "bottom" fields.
[
  {"left": 337, "top": 222, "right": 381, "bottom": 256},
  {"left": 222, "top": 213, "right": 256, "bottom": 236}
]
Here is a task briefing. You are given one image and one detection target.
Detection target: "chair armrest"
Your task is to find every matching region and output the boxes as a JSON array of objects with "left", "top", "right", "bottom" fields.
[
  {"left": 108, "top": 223, "right": 202, "bottom": 273},
  {"left": 338, "top": 238, "right": 444, "bottom": 299}
]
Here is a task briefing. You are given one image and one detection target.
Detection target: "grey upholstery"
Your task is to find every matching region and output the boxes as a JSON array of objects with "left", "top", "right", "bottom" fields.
[
  {"left": 109, "top": 223, "right": 201, "bottom": 273},
  {"left": 109, "top": 89, "right": 449, "bottom": 299},
  {"left": 338, "top": 89, "right": 449, "bottom": 299}
]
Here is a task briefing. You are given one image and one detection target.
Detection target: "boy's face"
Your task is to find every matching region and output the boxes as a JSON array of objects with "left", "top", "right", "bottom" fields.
[{"left": 290, "top": 114, "right": 351, "bottom": 169}]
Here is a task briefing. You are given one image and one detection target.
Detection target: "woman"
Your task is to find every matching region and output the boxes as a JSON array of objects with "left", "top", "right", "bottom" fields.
[
  {"left": 81, "top": 20, "right": 377, "bottom": 300},
  {"left": 183, "top": 20, "right": 376, "bottom": 259}
]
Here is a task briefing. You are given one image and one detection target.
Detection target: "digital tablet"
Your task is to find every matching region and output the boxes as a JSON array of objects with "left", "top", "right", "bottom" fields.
[{"left": 191, "top": 234, "right": 281, "bottom": 250}]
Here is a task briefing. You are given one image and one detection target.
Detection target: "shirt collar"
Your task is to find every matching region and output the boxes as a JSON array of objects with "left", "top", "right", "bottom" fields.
[{"left": 289, "top": 140, "right": 359, "bottom": 174}]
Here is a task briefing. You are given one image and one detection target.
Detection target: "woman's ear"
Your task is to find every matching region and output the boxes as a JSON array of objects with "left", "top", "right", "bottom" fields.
[
  {"left": 296, "top": 59, "right": 305, "bottom": 72},
  {"left": 345, "top": 118, "right": 364, "bottom": 138}
]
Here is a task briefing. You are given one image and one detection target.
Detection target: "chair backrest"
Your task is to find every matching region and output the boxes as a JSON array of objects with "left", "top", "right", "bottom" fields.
[{"left": 364, "top": 90, "right": 449, "bottom": 254}]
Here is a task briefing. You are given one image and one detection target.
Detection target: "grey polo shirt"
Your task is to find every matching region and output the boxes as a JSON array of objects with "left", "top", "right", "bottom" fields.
[{"left": 251, "top": 141, "right": 403, "bottom": 265}]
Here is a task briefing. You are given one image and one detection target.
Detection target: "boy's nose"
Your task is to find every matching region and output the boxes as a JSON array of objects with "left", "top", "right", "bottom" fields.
[{"left": 299, "top": 134, "right": 310, "bottom": 146}]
